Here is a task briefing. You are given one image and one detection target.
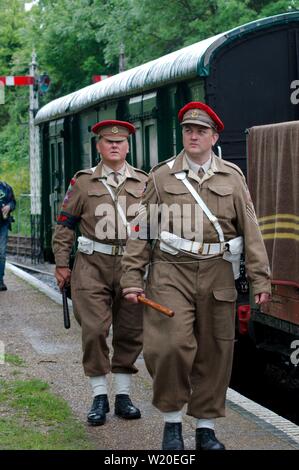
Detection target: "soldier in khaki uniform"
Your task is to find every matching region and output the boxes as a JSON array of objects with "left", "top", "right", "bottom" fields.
[
  {"left": 121, "top": 102, "right": 271, "bottom": 450},
  {"left": 53, "top": 120, "right": 147, "bottom": 426}
]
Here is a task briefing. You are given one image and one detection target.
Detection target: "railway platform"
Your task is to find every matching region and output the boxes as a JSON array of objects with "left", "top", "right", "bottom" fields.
[{"left": 1, "top": 265, "right": 299, "bottom": 453}]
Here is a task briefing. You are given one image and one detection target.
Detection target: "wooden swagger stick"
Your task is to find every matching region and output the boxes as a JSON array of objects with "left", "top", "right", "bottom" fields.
[{"left": 137, "top": 296, "right": 175, "bottom": 317}]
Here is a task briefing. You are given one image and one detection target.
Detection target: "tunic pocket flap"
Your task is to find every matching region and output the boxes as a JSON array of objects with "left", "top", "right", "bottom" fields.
[
  {"left": 208, "top": 185, "right": 233, "bottom": 197},
  {"left": 213, "top": 288, "right": 237, "bottom": 302},
  {"left": 164, "top": 184, "right": 189, "bottom": 195},
  {"left": 125, "top": 187, "right": 144, "bottom": 198},
  {"left": 87, "top": 190, "right": 109, "bottom": 197}
]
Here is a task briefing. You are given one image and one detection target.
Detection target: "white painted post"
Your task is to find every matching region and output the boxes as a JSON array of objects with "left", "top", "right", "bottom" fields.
[
  {"left": 29, "top": 51, "right": 42, "bottom": 261},
  {"left": 29, "top": 51, "right": 41, "bottom": 217}
]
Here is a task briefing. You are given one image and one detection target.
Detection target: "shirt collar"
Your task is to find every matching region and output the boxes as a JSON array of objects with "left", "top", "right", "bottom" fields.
[
  {"left": 90, "top": 160, "right": 143, "bottom": 182},
  {"left": 184, "top": 153, "right": 212, "bottom": 174},
  {"left": 102, "top": 163, "right": 126, "bottom": 176}
]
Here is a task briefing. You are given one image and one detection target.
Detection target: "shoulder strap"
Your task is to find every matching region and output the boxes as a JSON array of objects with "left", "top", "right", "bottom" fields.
[
  {"left": 167, "top": 162, "right": 224, "bottom": 243},
  {"left": 101, "top": 180, "right": 131, "bottom": 237}
]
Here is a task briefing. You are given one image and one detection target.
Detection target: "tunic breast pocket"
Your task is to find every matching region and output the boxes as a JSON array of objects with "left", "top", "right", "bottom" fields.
[
  {"left": 206, "top": 184, "right": 234, "bottom": 220},
  {"left": 163, "top": 183, "right": 192, "bottom": 204},
  {"left": 87, "top": 190, "right": 111, "bottom": 218},
  {"left": 124, "top": 187, "right": 144, "bottom": 199}
]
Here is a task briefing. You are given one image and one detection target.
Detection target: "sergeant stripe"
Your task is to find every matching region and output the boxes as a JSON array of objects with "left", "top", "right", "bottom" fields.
[{"left": 246, "top": 204, "right": 258, "bottom": 225}]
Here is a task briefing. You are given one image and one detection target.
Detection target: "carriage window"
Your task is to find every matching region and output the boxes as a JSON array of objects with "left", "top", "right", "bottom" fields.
[
  {"left": 129, "top": 133, "right": 137, "bottom": 167},
  {"left": 134, "top": 122, "right": 143, "bottom": 169},
  {"left": 50, "top": 143, "right": 56, "bottom": 189},
  {"left": 91, "top": 136, "right": 98, "bottom": 166},
  {"left": 144, "top": 120, "right": 158, "bottom": 170}
]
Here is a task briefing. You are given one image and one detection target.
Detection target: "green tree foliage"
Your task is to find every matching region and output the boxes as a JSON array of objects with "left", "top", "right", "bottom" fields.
[
  {"left": 260, "top": 0, "right": 299, "bottom": 16},
  {"left": 23, "top": 0, "right": 113, "bottom": 97},
  {"left": 0, "top": 1, "right": 30, "bottom": 233},
  {"left": 83, "top": 0, "right": 299, "bottom": 68}
]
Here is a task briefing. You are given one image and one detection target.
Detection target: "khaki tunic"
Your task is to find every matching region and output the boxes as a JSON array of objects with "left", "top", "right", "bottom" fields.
[
  {"left": 52, "top": 161, "right": 147, "bottom": 377},
  {"left": 121, "top": 151, "right": 271, "bottom": 417}
]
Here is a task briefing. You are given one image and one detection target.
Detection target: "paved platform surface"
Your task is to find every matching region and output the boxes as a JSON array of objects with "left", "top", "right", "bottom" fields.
[{"left": 1, "top": 267, "right": 299, "bottom": 451}]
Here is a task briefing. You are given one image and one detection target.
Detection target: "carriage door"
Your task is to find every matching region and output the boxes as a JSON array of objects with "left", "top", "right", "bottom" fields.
[
  {"left": 142, "top": 93, "right": 158, "bottom": 170},
  {"left": 49, "top": 119, "right": 66, "bottom": 229},
  {"left": 128, "top": 93, "right": 158, "bottom": 172}
]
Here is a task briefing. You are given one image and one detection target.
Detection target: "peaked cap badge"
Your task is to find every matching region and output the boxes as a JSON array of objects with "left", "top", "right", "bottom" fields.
[{"left": 190, "top": 110, "right": 200, "bottom": 118}]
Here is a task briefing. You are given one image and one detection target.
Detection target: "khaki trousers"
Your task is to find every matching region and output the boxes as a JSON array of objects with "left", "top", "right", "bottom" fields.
[
  {"left": 71, "top": 251, "right": 143, "bottom": 377},
  {"left": 144, "top": 247, "right": 236, "bottom": 418}
]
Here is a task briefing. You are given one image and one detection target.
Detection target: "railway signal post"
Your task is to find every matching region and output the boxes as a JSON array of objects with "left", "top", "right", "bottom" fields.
[{"left": 29, "top": 51, "right": 42, "bottom": 262}]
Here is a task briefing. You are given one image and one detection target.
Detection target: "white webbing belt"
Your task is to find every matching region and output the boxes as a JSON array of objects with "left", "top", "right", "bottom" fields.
[
  {"left": 101, "top": 180, "right": 131, "bottom": 237},
  {"left": 176, "top": 173, "right": 224, "bottom": 243},
  {"left": 166, "top": 161, "right": 224, "bottom": 243},
  {"left": 160, "top": 231, "right": 224, "bottom": 255},
  {"left": 78, "top": 235, "right": 124, "bottom": 255}
]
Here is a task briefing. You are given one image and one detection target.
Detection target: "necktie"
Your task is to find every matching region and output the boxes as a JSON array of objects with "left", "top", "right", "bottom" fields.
[
  {"left": 112, "top": 171, "right": 120, "bottom": 185},
  {"left": 198, "top": 167, "right": 205, "bottom": 178}
]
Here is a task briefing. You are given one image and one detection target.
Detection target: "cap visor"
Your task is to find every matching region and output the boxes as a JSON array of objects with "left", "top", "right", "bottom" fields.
[
  {"left": 181, "top": 119, "right": 212, "bottom": 128},
  {"left": 101, "top": 136, "right": 128, "bottom": 142}
]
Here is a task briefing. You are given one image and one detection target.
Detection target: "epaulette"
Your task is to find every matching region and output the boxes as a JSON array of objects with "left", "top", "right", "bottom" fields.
[
  {"left": 150, "top": 155, "right": 176, "bottom": 174},
  {"left": 222, "top": 160, "right": 245, "bottom": 178},
  {"left": 134, "top": 168, "right": 148, "bottom": 177},
  {"left": 74, "top": 168, "right": 94, "bottom": 178}
]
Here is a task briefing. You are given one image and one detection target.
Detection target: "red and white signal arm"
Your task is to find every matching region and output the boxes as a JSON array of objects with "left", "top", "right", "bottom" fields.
[{"left": 0, "top": 76, "right": 35, "bottom": 86}]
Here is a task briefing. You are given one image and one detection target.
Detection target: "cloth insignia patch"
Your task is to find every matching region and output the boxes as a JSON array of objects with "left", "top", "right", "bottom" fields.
[
  {"left": 57, "top": 211, "right": 81, "bottom": 230},
  {"left": 246, "top": 203, "right": 258, "bottom": 225},
  {"left": 62, "top": 178, "right": 76, "bottom": 208}
]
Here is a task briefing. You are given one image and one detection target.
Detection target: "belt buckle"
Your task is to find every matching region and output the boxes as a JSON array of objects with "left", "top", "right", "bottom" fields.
[
  {"left": 111, "top": 245, "right": 119, "bottom": 255},
  {"left": 112, "top": 245, "right": 123, "bottom": 255},
  {"left": 197, "top": 243, "right": 203, "bottom": 254}
]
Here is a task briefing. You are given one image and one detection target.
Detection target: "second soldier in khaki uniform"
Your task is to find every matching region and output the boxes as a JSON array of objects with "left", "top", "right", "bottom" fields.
[
  {"left": 121, "top": 102, "right": 271, "bottom": 450},
  {"left": 53, "top": 120, "right": 147, "bottom": 426}
]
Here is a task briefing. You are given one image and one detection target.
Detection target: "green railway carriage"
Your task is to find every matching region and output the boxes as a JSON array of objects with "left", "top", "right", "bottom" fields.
[{"left": 35, "top": 12, "right": 299, "bottom": 261}]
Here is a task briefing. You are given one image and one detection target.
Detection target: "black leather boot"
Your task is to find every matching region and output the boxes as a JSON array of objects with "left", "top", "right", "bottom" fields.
[
  {"left": 114, "top": 394, "right": 141, "bottom": 419},
  {"left": 87, "top": 394, "right": 110, "bottom": 426},
  {"left": 162, "top": 422, "right": 184, "bottom": 450},
  {"left": 0, "top": 282, "right": 7, "bottom": 291},
  {"left": 196, "top": 428, "right": 225, "bottom": 450}
]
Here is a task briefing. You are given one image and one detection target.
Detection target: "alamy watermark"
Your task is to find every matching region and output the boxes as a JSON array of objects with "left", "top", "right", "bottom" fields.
[
  {"left": 290, "top": 339, "right": 299, "bottom": 366},
  {"left": 94, "top": 198, "right": 204, "bottom": 242},
  {"left": 290, "top": 80, "right": 299, "bottom": 104}
]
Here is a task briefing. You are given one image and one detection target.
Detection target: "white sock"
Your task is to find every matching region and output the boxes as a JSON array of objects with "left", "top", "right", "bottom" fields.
[
  {"left": 163, "top": 410, "right": 183, "bottom": 423},
  {"left": 196, "top": 418, "right": 215, "bottom": 430},
  {"left": 113, "top": 373, "right": 131, "bottom": 395},
  {"left": 89, "top": 375, "right": 108, "bottom": 397}
]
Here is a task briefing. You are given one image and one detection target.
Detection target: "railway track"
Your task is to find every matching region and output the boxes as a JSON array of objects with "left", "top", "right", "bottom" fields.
[
  {"left": 7, "top": 235, "right": 42, "bottom": 261},
  {"left": 7, "top": 235, "right": 32, "bottom": 257}
]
